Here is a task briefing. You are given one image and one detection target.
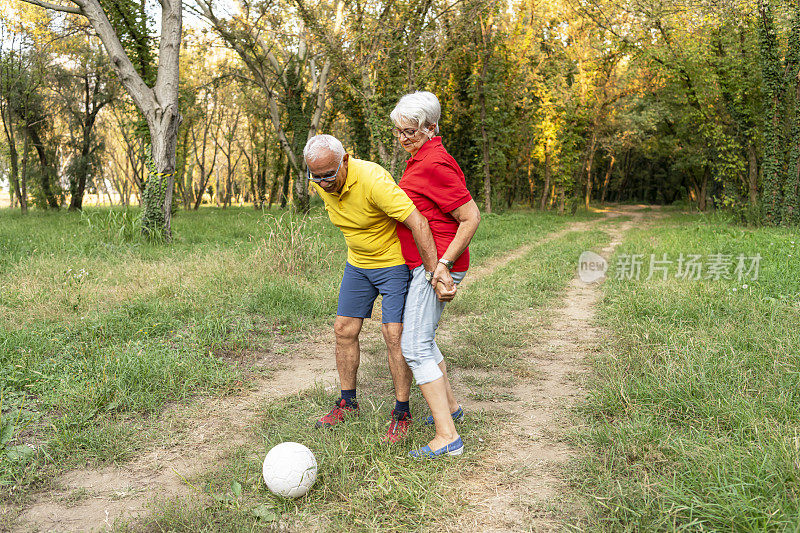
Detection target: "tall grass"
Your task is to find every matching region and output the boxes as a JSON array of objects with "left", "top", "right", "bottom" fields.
[{"left": 81, "top": 208, "right": 146, "bottom": 245}]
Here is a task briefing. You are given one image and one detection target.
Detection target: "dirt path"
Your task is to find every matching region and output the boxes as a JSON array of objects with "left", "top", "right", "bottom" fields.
[
  {"left": 447, "top": 205, "right": 650, "bottom": 531},
  {"left": 13, "top": 333, "right": 339, "bottom": 533}
]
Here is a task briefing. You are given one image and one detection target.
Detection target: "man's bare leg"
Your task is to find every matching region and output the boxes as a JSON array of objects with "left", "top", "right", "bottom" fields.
[
  {"left": 334, "top": 315, "right": 363, "bottom": 390},
  {"left": 383, "top": 322, "right": 412, "bottom": 403}
]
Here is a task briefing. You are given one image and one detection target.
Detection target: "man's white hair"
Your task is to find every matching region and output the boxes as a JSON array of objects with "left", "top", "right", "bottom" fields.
[
  {"left": 390, "top": 91, "right": 441, "bottom": 135},
  {"left": 303, "top": 134, "right": 346, "bottom": 162}
]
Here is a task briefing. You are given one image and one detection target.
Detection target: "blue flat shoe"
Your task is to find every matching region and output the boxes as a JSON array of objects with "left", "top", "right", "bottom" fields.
[
  {"left": 409, "top": 437, "right": 464, "bottom": 459},
  {"left": 421, "top": 406, "right": 464, "bottom": 426}
]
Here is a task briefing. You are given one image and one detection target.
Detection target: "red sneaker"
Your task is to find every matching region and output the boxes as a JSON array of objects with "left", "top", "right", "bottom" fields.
[
  {"left": 315, "top": 399, "right": 359, "bottom": 428},
  {"left": 382, "top": 410, "right": 412, "bottom": 443}
]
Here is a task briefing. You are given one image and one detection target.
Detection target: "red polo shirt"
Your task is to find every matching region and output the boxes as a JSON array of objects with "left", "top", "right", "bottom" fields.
[{"left": 396, "top": 137, "right": 473, "bottom": 272}]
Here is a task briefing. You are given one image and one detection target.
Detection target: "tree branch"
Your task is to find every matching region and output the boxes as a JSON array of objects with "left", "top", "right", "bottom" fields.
[
  {"left": 155, "top": 0, "right": 181, "bottom": 109},
  {"left": 73, "top": 0, "right": 156, "bottom": 116},
  {"left": 19, "top": 0, "right": 81, "bottom": 15}
]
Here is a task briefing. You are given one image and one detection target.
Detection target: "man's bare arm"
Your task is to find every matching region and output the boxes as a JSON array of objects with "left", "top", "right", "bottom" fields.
[{"left": 402, "top": 209, "right": 450, "bottom": 286}]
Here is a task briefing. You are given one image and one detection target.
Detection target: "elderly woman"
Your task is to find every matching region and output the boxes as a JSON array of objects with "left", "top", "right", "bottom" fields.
[{"left": 391, "top": 91, "right": 481, "bottom": 458}]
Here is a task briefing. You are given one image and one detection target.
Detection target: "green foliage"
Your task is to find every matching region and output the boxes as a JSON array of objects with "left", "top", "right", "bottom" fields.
[
  {"left": 782, "top": 5, "right": 800, "bottom": 225},
  {"left": 758, "top": 0, "right": 786, "bottom": 225},
  {"left": 139, "top": 151, "right": 177, "bottom": 241}
]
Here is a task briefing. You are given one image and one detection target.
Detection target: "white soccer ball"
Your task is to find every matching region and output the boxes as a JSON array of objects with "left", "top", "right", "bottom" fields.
[{"left": 262, "top": 442, "right": 318, "bottom": 498}]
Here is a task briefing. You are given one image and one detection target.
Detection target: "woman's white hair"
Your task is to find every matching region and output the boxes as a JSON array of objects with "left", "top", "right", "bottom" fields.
[
  {"left": 390, "top": 91, "right": 441, "bottom": 135},
  {"left": 303, "top": 134, "right": 346, "bottom": 162}
]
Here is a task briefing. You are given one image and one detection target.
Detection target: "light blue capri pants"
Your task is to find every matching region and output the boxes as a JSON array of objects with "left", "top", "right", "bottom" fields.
[{"left": 401, "top": 265, "right": 467, "bottom": 385}]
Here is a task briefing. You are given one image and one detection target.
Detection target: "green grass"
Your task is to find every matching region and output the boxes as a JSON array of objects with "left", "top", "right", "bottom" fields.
[
  {"left": 575, "top": 212, "right": 800, "bottom": 531},
  {"left": 0, "top": 205, "right": 584, "bottom": 508}
]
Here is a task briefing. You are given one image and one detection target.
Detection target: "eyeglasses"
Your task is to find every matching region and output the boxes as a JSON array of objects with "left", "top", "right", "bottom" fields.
[
  {"left": 391, "top": 127, "right": 420, "bottom": 139},
  {"left": 307, "top": 157, "right": 343, "bottom": 183}
]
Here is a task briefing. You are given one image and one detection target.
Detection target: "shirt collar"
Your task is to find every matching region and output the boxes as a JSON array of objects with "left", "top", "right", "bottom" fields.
[
  {"left": 409, "top": 136, "right": 442, "bottom": 163},
  {"left": 334, "top": 157, "right": 358, "bottom": 197}
]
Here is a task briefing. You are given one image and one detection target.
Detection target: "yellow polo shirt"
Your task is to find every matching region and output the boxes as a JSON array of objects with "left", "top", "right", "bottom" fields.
[{"left": 312, "top": 158, "right": 416, "bottom": 269}]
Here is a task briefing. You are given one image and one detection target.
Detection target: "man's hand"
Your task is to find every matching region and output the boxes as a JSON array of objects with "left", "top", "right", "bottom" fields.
[{"left": 432, "top": 262, "right": 453, "bottom": 288}]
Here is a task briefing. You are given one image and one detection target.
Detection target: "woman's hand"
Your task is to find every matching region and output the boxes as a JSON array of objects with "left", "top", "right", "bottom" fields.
[{"left": 435, "top": 280, "right": 457, "bottom": 302}]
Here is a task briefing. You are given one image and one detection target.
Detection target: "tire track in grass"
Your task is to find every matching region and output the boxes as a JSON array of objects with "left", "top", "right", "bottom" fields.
[{"left": 445, "top": 206, "right": 653, "bottom": 532}]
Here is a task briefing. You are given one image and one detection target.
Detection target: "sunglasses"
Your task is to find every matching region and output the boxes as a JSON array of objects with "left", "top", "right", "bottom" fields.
[{"left": 307, "top": 157, "right": 343, "bottom": 183}]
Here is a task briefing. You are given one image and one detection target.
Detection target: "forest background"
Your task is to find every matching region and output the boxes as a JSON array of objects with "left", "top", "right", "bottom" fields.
[{"left": 1, "top": 0, "right": 799, "bottom": 234}]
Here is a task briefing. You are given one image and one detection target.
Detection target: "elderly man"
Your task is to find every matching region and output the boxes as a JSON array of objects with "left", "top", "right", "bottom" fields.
[{"left": 305, "top": 134, "right": 444, "bottom": 443}]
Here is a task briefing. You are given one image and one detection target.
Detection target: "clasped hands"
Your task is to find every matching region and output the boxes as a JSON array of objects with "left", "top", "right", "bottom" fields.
[{"left": 431, "top": 262, "right": 457, "bottom": 302}]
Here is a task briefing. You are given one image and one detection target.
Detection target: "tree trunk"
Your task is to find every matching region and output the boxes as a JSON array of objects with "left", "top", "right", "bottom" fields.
[
  {"left": 694, "top": 166, "right": 710, "bottom": 211},
  {"left": 21, "top": 132, "right": 30, "bottom": 213},
  {"left": 268, "top": 159, "right": 280, "bottom": 209},
  {"left": 478, "top": 15, "right": 493, "bottom": 214},
  {"left": 142, "top": 109, "right": 181, "bottom": 237},
  {"left": 601, "top": 154, "right": 615, "bottom": 204},
  {"left": 3, "top": 111, "right": 26, "bottom": 214},
  {"left": 69, "top": 119, "right": 94, "bottom": 211},
  {"left": 747, "top": 142, "right": 759, "bottom": 206},
  {"left": 527, "top": 152, "right": 535, "bottom": 208},
  {"left": 193, "top": 167, "right": 210, "bottom": 210},
  {"left": 584, "top": 128, "right": 598, "bottom": 208},
  {"left": 279, "top": 161, "right": 291, "bottom": 208},
  {"left": 214, "top": 169, "right": 221, "bottom": 207},
  {"left": 24, "top": 125, "right": 59, "bottom": 209},
  {"left": 224, "top": 169, "right": 232, "bottom": 208},
  {"left": 540, "top": 141, "right": 552, "bottom": 211}
]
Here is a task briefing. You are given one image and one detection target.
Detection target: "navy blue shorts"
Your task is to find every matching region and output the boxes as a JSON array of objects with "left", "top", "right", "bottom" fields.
[{"left": 337, "top": 262, "right": 411, "bottom": 323}]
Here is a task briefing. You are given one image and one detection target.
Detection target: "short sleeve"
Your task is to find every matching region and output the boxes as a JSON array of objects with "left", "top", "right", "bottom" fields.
[
  {"left": 369, "top": 172, "right": 416, "bottom": 222},
  {"left": 428, "top": 159, "right": 472, "bottom": 213}
]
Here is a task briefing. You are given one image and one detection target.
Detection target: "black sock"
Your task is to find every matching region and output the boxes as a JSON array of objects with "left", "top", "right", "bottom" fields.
[
  {"left": 394, "top": 399, "right": 410, "bottom": 415},
  {"left": 341, "top": 389, "right": 357, "bottom": 406}
]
